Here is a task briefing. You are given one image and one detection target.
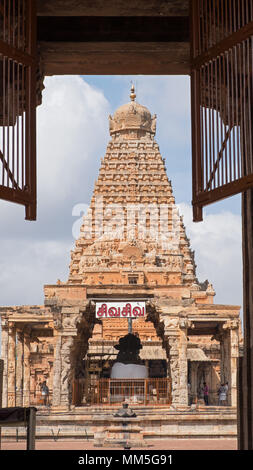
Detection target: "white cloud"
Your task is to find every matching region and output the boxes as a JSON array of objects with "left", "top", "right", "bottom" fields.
[
  {"left": 37, "top": 75, "right": 110, "bottom": 205},
  {"left": 178, "top": 202, "right": 242, "bottom": 309},
  {"left": 0, "top": 76, "right": 110, "bottom": 306},
  {"left": 0, "top": 75, "right": 110, "bottom": 224},
  {"left": 0, "top": 239, "right": 72, "bottom": 306}
]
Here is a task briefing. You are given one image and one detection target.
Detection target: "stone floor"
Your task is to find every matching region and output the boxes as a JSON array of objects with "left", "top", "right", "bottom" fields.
[{"left": 1, "top": 438, "right": 237, "bottom": 450}]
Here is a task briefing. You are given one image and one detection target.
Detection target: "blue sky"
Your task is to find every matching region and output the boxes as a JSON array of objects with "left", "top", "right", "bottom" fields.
[{"left": 0, "top": 75, "right": 242, "bottom": 315}]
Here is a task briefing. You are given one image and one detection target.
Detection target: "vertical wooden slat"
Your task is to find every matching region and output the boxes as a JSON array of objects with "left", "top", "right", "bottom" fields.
[
  {"left": 17, "top": 61, "right": 19, "bottom": 185},
  {"left": 24, "top": 0, "right": 36, "bottom": 219},
  {"left": 219, "top": 55, "right": 224, "bottom": 185},
  {"left": 21, "top": 62, "right": 24, "bottom": 189},
  {"left": 7, "top": 57, "right": 10, "bottom": 187},
  {"left": 226, "top": 51, "right": 230, "bottom": 182},
  {"left": 12, "top": 58, "right": 14, "bottom": 188},
  {"left": 211, "top": 62, "right": 215, "bottom": 188},
  {"left": 241, "top": 188, "right": 253, "bottom": 449},
  {"left": 26, "top": 407, "right": 36, "bottom": 450},
  {"left": 234, "top": 45, "right": 240, "bottom": 179},
  {"left": 215, "top": 58, "right": 220, "bottom": 186},
  {"left": 231, "top": 46, "right": 236, "bottom": 181},
  {"left": 2, "top": 57, "right": 6, "bottom": 186}
]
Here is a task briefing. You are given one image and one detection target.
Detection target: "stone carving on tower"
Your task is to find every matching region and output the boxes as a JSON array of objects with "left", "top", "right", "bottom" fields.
[{"left": 69, "top": 85, "right": 197, "bottom": 290}]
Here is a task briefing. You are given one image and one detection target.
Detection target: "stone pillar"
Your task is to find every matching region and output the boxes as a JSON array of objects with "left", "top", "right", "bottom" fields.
[
  {"left": 0, "top": 319, "right": 9, "bottom": 407},
  {"left": 223, "top": 320, "right": 240, "bottom": 407},
  {"left": 23, "top": 332, "right": 31, "bottom": 406},
  {"left": 30, "top": 372, "right": 36, "bottom": 404},
  {"left": 190, "top": 362, "right": 199, "bottom": 403},
  {"left": 16, "top": 331, "right": 24, "bottom": 406},
  {"left": 60, "top": 336, "right": 74, "bottom": 408},
  {"left": 178, "top": 319, "right": 190, "bottom": 405},
  {"left": 58, "top": 308, "right": 84, "bottom": 408},
  {"left": 166, "top": 333, "right": 180, "bottom": 405},
  {"left": 230, "top": 325, "right": 239, "bottom": 407},
  {"left": 7, "top": 323, "right": 16, "bottom": 407},
  {"left": 161, "top": 315, "right": 181, "bottom": 406},
  {"left": 52, "top": 333, "right": 62, "bottom": 407},
  {"left": 219, "top": 331, "right": 229, "bottom": 385},
  {"left": 0, "top": 359, "right": 3, "bottom": 406}
]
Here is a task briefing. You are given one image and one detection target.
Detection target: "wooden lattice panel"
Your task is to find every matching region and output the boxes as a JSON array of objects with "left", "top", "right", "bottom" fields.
[
  {"left": 191, "top": 0, "right": 253, "bottom": 221},
  {"left": 0, "top": 0, "right": 37, "bottom": 219}
]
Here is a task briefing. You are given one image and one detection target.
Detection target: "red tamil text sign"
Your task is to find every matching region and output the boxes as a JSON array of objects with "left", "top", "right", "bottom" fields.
[{"left": 95, "top": 301, "right": 145, "bottom": 318}]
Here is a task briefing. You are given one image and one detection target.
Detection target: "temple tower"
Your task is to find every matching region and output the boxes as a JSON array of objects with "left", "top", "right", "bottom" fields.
[{"left": 69, "top": 85, "right": 196, "bottom": 288}]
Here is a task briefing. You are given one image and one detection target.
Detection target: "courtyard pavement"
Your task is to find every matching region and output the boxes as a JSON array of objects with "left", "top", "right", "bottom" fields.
[{"left": 1, "top": 438, "right": 237, "bottom": 451}]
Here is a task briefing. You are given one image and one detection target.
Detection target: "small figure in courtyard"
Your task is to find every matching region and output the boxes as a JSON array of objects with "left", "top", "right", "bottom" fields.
[
  {"left": 202, "top": 382, "right": 209, "bottom": 406},
  {"left": 188, "top": 382, "right": 192, "bottom": 406},
  {"left": 224, "top": 382, "right": 229, "bottom": 405},
  {"left": 36, "top": 381, "right": 42, "bottom": 401},
  {"left": 218, "top": 383, "right": 227, "bottom": 406},
  {"left": 41, "top": 380, "right": 49, "bottom": 406}
]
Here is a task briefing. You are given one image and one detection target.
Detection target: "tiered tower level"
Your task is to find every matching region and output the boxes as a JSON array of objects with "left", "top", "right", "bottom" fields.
[{"left": 69, "top": 86, "right": 199, "bottom": 291}]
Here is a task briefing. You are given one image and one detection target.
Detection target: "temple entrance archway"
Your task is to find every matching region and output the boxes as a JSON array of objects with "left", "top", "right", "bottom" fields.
[{"left": 68, "top": 298, "right": 173, "bottom": 407}]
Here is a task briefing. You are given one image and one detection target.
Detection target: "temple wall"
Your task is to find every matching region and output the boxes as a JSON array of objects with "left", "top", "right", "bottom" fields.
[{"left": 0, "top": 297, "right": 242, "bottom": 410}]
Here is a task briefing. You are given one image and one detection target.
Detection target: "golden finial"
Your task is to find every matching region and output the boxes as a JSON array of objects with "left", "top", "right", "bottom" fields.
[{"left": 130, "top": 83, "right": 136, "bottom": 101}]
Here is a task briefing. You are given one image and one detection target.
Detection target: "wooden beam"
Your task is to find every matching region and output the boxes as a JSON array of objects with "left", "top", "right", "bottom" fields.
[
  {"left": 36, "top": 0, "right": 189, "bottom": 17},
  {"left": 37, "top": 16, "right": 189, "bottom": 43},
  {"left": 26, "top": 407, "right": 36, "bottom": 450},
  {"left": 39, "top": 41, "right": 190, "bottom": 75},
  {"left": 240, "top": 188, "right": 253, "bottom": 449}
]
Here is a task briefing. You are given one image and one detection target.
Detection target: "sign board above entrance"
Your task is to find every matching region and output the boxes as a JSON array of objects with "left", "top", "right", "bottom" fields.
[{"left": 96, "top": 301, "right": 145, "bottom": 318}]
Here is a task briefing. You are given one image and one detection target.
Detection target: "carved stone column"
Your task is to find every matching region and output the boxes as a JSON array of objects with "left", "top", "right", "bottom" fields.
[
  {"left": 7, "top": 323, "right": 16, "bottom": 407},
  {"left": 0, "top": 319, "right": 9, "bottom": 407},
  {"left": 60, "top": 336, "right": 74, "bottom": 408},
  {"left": 230, "top": 324, "right": 240, "bottom": 407},
  {"left": 217, "top": 320, "right": 239, "bottom": 407},
  {"left": 0, "top": 358, "right": 3, "bottom": 407},
  {"left": 178, "top": 318, "right": 191, "bottom": 405},
  {"left": 51, "top": 309, "right": 63, "bottom": 407},
  {"left": 59, "top": 308, "right": 85, "bottom": 407},
  {"left": 16, "top": 330, "right": 24, "bottom": 406},
  {"left": 223, "top": 320, "right": 240, "bottom": 407},
  {"left": 190, "top": 362, "right": 199, "bottom": 403},
  {"left": 161, "top": 315, "right": 180, "bottom": 406},
  {"left": 219, "top": 330, "right": 229, "bottom": 385},
  {"left": 167, "top": 333, "right": 180, "bottom": 405},
  {"left": 23, "top": 332, "right": 31, "bottom": 406},
  {"left": 52, "top": 333, "right": 62, "bottom": 407}
]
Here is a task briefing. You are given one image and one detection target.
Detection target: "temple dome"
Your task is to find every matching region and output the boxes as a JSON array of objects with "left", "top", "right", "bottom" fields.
[{"left": 109, "top": 85, "right": 157, "bottom": 136}]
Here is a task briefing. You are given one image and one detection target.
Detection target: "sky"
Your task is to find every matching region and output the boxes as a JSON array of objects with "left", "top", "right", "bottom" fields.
[{"left": 0, "top": 75, "right": 242, "bottom": 322}]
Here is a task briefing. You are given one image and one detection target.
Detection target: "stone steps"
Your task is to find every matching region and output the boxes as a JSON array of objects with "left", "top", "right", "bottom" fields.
[{"left": 0, "top": 406, "right": 237, "bottom": 441}]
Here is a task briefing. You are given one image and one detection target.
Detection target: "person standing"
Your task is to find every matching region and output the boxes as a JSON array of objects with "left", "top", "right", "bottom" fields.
[
  {"left": 218, "top": 383, "right": 227, "bottom": 406},
  {"left": 203, "top": 382, "right": 209, "bottom": 406},
  {"left": 224, "top": 382, "right": 229, "bottom": 405},
  {"left": 188, "top": 382, "right": 192, "bottom": 406},
  {"left": 41, "top": 380, "right": 49, "bottom": 406}
]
